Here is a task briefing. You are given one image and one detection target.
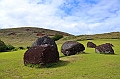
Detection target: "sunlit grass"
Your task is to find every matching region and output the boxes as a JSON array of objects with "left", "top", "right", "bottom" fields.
[{"left": 0, "top": 39, "right": 120, "bottom": 79}]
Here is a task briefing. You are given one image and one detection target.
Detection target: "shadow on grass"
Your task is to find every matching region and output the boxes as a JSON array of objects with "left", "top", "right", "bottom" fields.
[
  {"left": 25, "top": 60, "right": 70, "bottom": 68},
  {"left": 95, "top": 52, "right": 119, "bottom": 55},
  {"left": 104, "top": 53, "right": 118, "bottom": 55},
  {"left": 59, "top": 52, "right": 90, "bottom": 58},
  {"left": 80, "top": 52, "right": 90, "bottom": 54},
  {"left": 44, "top": 60, "right": 70, "bottom": 68}
]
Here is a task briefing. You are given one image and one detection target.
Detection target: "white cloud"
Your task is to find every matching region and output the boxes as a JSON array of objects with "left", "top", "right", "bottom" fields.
[{"left": 0, "top": 0, "right": 120, "bottom": 35}]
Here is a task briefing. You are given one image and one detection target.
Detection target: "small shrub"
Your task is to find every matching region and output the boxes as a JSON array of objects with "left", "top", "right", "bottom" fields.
[
  {"left": 52, "top": 34, "right": 63, "bottom": 41},
  {"left": 86, "top": 38, "right": 94, "bottom": 40},
  {"left": 27, "top": 46, "right": 31, "bottom": 49},
  {"left": 62, "top": 38, "right": 68, "bottom": 40},
  {"left": 0, "top": 46, "right": 7, "bottom": 52},
  {"left": 18, "top": 46, "right": 25, "bottom": 50},
  {"left": 12, "top": 47, "right": 19, "bottom": 51},
  {"left": 6, "top": 44, "right": 15, "bottom": 50},
  {"left": 0, "top": 40, "right": 7, "bottom": 52}
]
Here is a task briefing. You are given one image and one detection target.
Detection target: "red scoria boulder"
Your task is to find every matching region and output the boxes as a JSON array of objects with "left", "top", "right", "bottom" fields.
[
  {"left": 24, "top": 44, "right": 59, "bottom": 65},
  {"left": 95, "top": 43, "right": 114, "bottom": 54},
  {"left": 61, "top": 41, "right": 85, "bottom": 56},
  {"left": 87, "top": 42, "right": 96, "bottom": 48}
]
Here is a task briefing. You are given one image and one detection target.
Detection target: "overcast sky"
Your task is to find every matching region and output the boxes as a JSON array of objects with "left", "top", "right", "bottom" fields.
[{"left": 0, "top": 0, "right": 120, "bottom": 35}]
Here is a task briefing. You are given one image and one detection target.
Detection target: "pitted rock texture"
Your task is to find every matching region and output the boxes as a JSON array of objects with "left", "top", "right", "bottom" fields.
[
  {"left": 61, "top": 41, "right": 85, "bottom": 56},
  {"left": 87, "top": 42, "right": 96, "bottom": 48},
  {"left": 95, "top": 43, "right": 114, "bottom": 54},
  {"left": 32, "top": 35, "right": 58, "bottom": 50},
  {"left": 105, "top": 43, "right": 114, "bottom": 47},
  {"left": 24, "top": 44, "right": 59, "bottom": 65}
]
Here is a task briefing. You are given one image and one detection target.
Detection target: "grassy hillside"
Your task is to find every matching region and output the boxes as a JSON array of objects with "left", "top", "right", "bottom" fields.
[
  {"left": 0, "top": 39, "right": 120, "bottom": 79},
  {"left": 57, "top": 32, "right": 120, "bottom": 44},
  {"left": 0, "top": 27, "right": 120, "bottom": 48},
  {"left": 0, "top": 27, "right": 73, "bottom": 47}
]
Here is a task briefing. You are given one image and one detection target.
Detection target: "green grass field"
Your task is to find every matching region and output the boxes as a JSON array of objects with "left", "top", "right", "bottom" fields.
[{"left": 0, "top": 39, "right": 120, "bottom": 79}]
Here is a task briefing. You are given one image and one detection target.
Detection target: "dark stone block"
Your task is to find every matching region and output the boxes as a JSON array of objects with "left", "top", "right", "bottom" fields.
[
  {"left": 95, "top": 43, "right": 114, "bottom": 54},
  {"left": 61, "top": 41, "right": 85, "bottom": 56},
  {"left": 105, "top": 43, "right": 114, "bottom": 47},
  {"left": 24, "top": 44, "right": 59, "bottom": 65},
  {"left": 87, "top": 42, "right": 96, "bottom": 48},
  {"left": 32, "top": 35, "right": 58, "bottom": 50},
  {"left": 24, "top": 35, "right": 59, "bottom": 66}
]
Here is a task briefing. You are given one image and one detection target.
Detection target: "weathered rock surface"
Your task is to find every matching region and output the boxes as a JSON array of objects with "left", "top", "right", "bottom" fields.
[
  {"left": 24, "top": 44, "right": 59, "bottom": 65},
  {"left": 24, "top": 36, "right": 59, "bottom": 66},
  {"left": 95, "top": 43, "right": 114, "bottom": 54},
  {"left": 32, "top": 35, "right": 58, "bottom": 50},
  {"left": 105, "top": 43, "right": 114, "bottom": 47},
  {"left": 61, "top": 41, "right": 85, "bottom": 56},
  {"left": 87, "top": 42, "right": 96, "bottom": 48}
]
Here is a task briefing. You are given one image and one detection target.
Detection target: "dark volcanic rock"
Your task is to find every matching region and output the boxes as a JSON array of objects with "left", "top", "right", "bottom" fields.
[
  {"left": 105, "top": 43, "right": 114, "bottom": 47},
  {"left": 24, "top": 35, "right": 59, "bottom": 66},
  {"left": 8, "top": 32, "right": 16, "bottom": 36},
  {"left": 24, "top": 44, "right": 59, "bottom": 65},
  {"left": 32, "top": 35, "right": 57, "bottom": 50},
  {"left": 61, "top": 41, "right": 85, "bottom": 56},
  {"left": 87, "top": 42, "right": 96, "bottom": 48},
  {"left": 95, "top": 43, "right": 114, "bottom": 54}
]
